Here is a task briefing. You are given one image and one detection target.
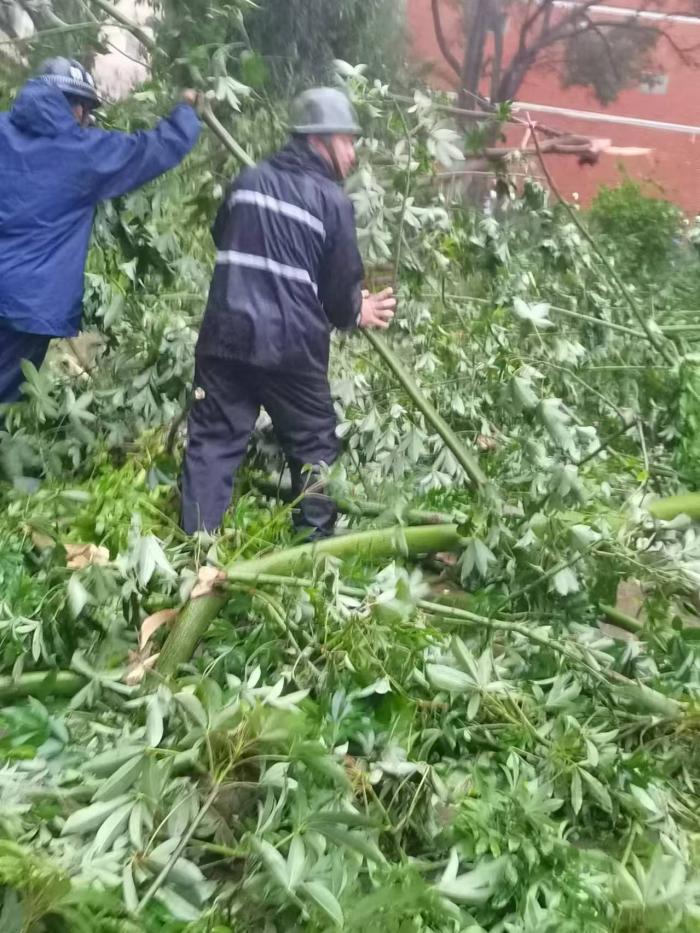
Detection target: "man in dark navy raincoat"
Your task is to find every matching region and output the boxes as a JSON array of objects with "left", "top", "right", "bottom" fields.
[
  {"left": 0, "top": 57, "right": 201, "bottom": 404},
  {"left": 181, "top": 87, "right": 396, "bottom": 539}
]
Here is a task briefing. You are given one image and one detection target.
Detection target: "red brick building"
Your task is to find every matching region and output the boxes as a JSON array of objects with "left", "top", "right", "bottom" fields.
[{"left": 407, "top": 0, "right": 700, "bottom": 211}]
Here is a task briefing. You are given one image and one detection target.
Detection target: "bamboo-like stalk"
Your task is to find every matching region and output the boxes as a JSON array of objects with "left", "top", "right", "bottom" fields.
[
  {"left": 363, "top": 330, "right": 487, "bottom": 487},
  {"left": 252, "top": 476, "right": 455, "bottom": 525},
  {"left": 201, "top": 104, "right": 256, "bottom": 168},
  {"left": 232, "top": 524, "right": 461, "bottom": 575},
  {"left": 0, "top": 671, "right": 86, "bottom": 702},
  {"left": 600, "top": 603, "right": 644, "bottom": 635},
  {"left": 156, "top": 524, "right": 463, "bottom": 676},
  {"left": 649, "top": 494, "right": 700, "bottom": 521},
  {"left": 0, "top": 22, "right": 100, "bottom": 48}
]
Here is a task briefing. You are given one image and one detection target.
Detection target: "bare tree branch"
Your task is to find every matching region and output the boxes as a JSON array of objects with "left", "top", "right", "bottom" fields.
[{"left": 430, "top": 0, "right": 462, "bottom": 78}]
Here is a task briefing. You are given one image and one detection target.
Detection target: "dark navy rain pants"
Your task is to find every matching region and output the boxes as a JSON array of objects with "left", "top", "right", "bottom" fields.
[
  {"left": 0, "top": 327, "right": 51, "bottom": 404},
  {"left": 181, "top": 356, "right": 339, "bottom": 537}
]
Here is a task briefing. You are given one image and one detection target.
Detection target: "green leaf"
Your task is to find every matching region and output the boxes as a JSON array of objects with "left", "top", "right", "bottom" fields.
[
  {"left": 571, "top": 769, "right": 583, "bottom": 815},
  {"left": 62, "top": 795, "right": 132, "bottom": 836},
  {"left": 92, "top": 754, "right": 143, "bottom": 802},
  {"left": 630, "top": 784, "right": 659, "bottom": 814},
  {"left": 175, "top": 691, "right": 208, "bottom": 728},
  {"left": 307, "top": 810, "right": 377, "bottom": 830},
  {"left": 513, "top": 298, "right": 553, "bottom": 329},
  {"left": 436, "top": 857, "right": 507, "bottom": 905},
  {"left": 146, "top": 696, "right": 164, "bottom": 747},
  {"left": 286, "top": 836, "right": 306, "bottom": 891},
  {"left": 67, "top": 575, "right": 91, "bottom": 618},
  {"left": 167, "top": 858, "right": 206, "bottom": 891},
  {"left": 86, "top": 746, "right": 145, "bottom": 778},
  {"left": 426, "top": 663, "right": 473, "bottom": 693},
  {"left": 460, "top": 538, "right": 496, "bottom": 580},
  {"left": 155, "top": 887, "right": 201, "bottom": 922},
  {"left": 303, "top": 881, "right": 344, "bottom": 927},
  {"left": 0, "top": 889, "right": 24, "bottom": 933},
  {"left": 315, "top": 826, "right": 386, "bottom": 865},
  {"left": 254, "top": 838, "right": 290, "bottom": 890},
  {"left": 551, "top": 567, "right": 580, "bottom": 596},
  {"left": 510, "top": 376, "right": 539, "bottom": 412},
  {"left": 137, "top": 535, "right": 175, "bottom": 587},
  {"left": 91, "top": 801, "right": 133, "bottom": 855},
  {"left": 580, "top": 768, "right": 613, "bottom": 813},
  {"left": 122, "top": 862, "right": 139, "bottom": 913}
]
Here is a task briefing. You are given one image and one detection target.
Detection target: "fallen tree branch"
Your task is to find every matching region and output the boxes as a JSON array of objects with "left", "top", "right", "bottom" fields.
[
  {"left": 0, "top": 671, "right": 86, "bottom": 702},
  {"left": 156, "top": 524, "right": 463, "bottom": 676},
  {"left": 252, "top": 476, "right": 455, "bottom": 525},
  {"left": 89, "top": 0, "right": 155, "bottom": 51},
  {"left": 648, "top": 494, "right": 700, "bottom": 521},
  {"left": 363, "top": 330, "right": 487, "bottom": 487},
  {"left": 0, "top": 21, "right": 100, "bottom": 47},
  {"left": 221, "top": 571, "right": 685, "bottom": 711},
  {"left": 600, "top": 603, "right": 644, "bottom": 635}
]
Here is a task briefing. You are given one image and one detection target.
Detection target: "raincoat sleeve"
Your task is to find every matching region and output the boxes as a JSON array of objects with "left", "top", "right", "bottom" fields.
[
  {"left": 318, "top": 195, "right": 364, "bottom": 331},
  {"left": 85, "top": 103, "right": 201, "bottom": 202}
]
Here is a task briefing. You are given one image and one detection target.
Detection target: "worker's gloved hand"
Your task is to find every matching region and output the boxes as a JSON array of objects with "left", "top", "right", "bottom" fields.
[{"left": 359, "top": 287, "right": 396, "bottom": 330}]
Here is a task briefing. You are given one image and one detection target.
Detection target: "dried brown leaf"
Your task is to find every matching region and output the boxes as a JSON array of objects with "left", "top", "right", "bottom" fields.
[
  {"left": 191, "top": 566, "right": 227, "bottom": 600},
  {"left": 125, "top": 650, "right": 160, "bottom": 686},
  {"left": 139, "top": 608, "right": 178, "bottom": 651},
  {"left": 65, "top": 543, "right": 110, "bottom": 570}
]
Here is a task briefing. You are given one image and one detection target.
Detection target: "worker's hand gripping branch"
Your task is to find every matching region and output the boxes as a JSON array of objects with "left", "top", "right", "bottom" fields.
[{"left": 360, "top": 287, "right": 397, "bottom": 329}]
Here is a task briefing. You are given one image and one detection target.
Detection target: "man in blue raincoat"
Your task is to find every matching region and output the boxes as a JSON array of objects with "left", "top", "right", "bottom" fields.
[{"left": 0, "top": 57, "right": 202, "bottom": 404}]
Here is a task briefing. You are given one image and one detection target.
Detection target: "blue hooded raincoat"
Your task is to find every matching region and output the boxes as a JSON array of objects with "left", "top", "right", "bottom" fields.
[{"left": 0, "top": 80, "right": 201, "bottom": 337}]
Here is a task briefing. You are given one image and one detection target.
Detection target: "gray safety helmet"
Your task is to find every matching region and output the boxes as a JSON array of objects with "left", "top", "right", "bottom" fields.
[
  {"left": 290, "top": 87, "right": 361, "bottom": 136},
  {"left": 36, "top": 57, "right": 100, "bottom": 106}
]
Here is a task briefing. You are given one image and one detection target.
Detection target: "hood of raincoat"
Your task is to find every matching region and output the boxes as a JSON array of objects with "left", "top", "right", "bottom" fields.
[
  {"left": 10, "top": 79, "right": 79, "bottom": 138},
  {"left": 0, "top": 81, "right": 200, "bottom": 337}
]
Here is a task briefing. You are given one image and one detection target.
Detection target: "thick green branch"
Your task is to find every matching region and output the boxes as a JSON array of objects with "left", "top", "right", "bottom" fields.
[
  {"left": 156, "top": 524, "right": 462, "bottom": 676},
  {"left": 362, "top": 330, "right": 487, "bottom": 488},
  {"left": 0, "top": 671, "right": 86, "bottom": 703},
  {"left": 649, "top": 494, "right": 700, "bottom": 521},
  {"left": 252, "top": 476, "right": 455, "bottom": 525}
]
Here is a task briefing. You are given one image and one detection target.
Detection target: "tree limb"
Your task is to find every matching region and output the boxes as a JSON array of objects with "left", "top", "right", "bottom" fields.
[
  {"left": 89, "top": 0, "right": 155, "bottom": 52},
  {"left": 430, "top": 0, "right": 462, "bottom": 78}
]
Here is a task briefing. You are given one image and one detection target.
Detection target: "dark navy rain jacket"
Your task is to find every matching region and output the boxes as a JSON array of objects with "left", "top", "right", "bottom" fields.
[
  {"left": 197, "top": 139, "right": 364, "bottom": 374},
  {"left": 0, "top": 81, "right": 201, "bottom": 337}
]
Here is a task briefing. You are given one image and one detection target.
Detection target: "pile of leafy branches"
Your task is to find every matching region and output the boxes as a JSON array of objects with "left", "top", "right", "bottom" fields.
[{"left": 1, "top": 50, "right": 700, "bottom": 933}]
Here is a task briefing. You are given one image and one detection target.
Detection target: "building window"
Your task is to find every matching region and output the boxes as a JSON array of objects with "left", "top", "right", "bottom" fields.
[{"left": 639, "top": 74, "right": 669, "bottom": 94}]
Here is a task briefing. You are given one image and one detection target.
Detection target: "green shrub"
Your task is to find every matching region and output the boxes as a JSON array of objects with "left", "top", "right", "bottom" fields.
[{"left": 589, "top": 179, "right": 681, "bottom": 271}]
